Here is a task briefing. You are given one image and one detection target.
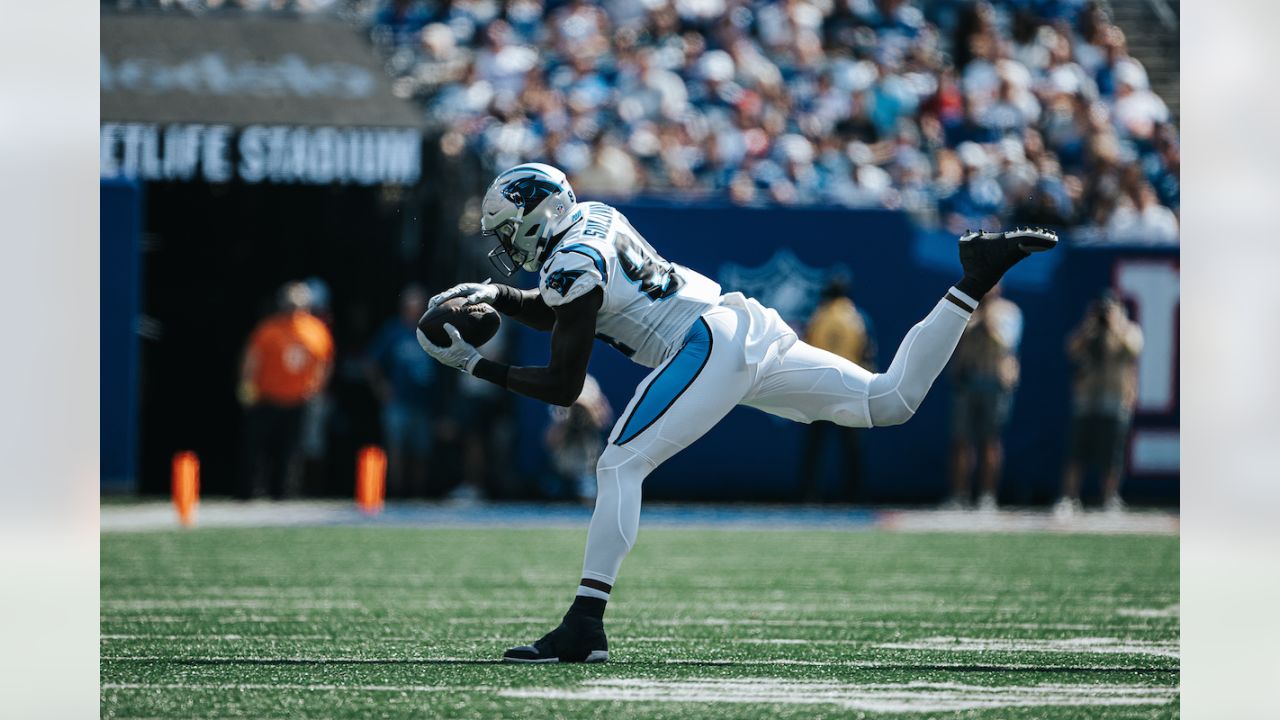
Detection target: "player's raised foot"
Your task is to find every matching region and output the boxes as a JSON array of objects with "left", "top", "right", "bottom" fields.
[
  {"left": 956, "top": 227, "right": 1058, "bottom": 299},
  {"left": 502, "top": 612, "right": 609, "bottom": 664}
]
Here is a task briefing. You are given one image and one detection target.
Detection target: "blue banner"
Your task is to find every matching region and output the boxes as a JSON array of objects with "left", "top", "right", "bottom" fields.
[
  {"left": 102, "top": 179, "right": 144, "bottom": 492},
  {"left": 512, "top": 204, "right": 1178, "bottom": 505}
]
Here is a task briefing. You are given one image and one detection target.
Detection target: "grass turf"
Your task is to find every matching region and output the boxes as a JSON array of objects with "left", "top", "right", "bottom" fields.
[{"left": 101, "top": 525, "right": 1178, "bottom": 718}]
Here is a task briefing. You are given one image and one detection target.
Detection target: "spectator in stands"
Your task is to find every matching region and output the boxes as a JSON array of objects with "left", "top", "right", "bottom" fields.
[
  {"left": 366, "top": 284, "right": 437, "bottom": 498},
  {"left": 1110, "top": 59, "right": 1168, "bottom": 142},
  {"left": 237, "top": 281, "right": 334, "bottom": 500},
  {"left": 1105, "top": 180, "right": 1179, "bottom": 244},
  {"left": 129, "top": 0, "right": 1181, "bottom": 239},
  {"left": 946, "top": 284, "right": 1021, "bottom": 511},
  {"left": 372, "top": 0, "right": 431, "bottom": 47},
  {"left": 572, "top": 133, "right": 640, "bottom": 198},
  {"left": 545, "top": 374, "right": 613, "bottom": 502},
  {"left": 797, "top": 274, "right": 877, "bottom": 503},
  {"left": 1056, "top": 292, "right": 1144, "bottom": 516}
]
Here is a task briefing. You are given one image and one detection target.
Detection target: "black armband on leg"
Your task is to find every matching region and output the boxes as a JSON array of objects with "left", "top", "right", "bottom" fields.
[{"left": 472, "top": 358, "right": 510, "bottom": 388}]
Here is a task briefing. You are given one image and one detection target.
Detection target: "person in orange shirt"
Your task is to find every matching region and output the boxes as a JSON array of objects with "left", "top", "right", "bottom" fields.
[{"left": 237, "top": 281, "right": 334, "bottom": 500}]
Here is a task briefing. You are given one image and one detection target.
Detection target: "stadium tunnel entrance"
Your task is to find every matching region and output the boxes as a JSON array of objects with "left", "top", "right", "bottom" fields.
[
  {"left": 99, "top": 10, "right": 499, "bottom": 497},
  {"left": 120, "top": 141, "right": 486, "bottom": 498}
]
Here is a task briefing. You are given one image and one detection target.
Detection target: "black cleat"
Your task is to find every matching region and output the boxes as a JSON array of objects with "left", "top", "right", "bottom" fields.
[
  {"left": 502, "top": 612, "right": 609, "bottom": 664},
  {"left": 957, "top": 227, "right": 1058, "bottom": 298}
]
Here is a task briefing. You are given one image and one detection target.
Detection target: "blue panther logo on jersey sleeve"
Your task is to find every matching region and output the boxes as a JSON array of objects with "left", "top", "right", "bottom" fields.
[{"left": 546, "top": 268, "right": 587, "bottom": 296}]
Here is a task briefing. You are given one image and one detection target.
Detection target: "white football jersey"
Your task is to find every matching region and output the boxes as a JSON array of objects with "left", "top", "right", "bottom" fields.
[{"left": 538, "top": 202, "right": 722, "bottom": 368}]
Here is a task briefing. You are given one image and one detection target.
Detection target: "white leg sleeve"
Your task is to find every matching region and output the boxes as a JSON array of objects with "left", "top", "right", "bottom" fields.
[
  {"left": 580, "top": 444, "right": 655, "bottom": 585},
  {"left": 579, "top": 305, "right": 752, "bottom": 585},
  {"left": 866, "top": 296, "right": 972, "bottom": 426}
]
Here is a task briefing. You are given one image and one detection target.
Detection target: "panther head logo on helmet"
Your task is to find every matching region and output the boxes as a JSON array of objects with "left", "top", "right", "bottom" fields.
[{"left": 480, "top": 163, "right": 577, "bottom": 276}]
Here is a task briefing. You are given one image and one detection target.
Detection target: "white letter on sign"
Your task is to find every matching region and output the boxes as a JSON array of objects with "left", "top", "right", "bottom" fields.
[{"left": 1115, "top": 261, "right": 1179, "bottom": 413}]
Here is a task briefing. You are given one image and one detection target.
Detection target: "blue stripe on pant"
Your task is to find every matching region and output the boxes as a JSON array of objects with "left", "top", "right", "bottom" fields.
[{"left": 613, "top": 318, "right": 713, "bottom": 446}]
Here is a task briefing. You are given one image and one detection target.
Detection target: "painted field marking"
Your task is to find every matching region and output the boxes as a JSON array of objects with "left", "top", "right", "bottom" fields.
[
  {"left": 102, "top": 598, "right": 1013, "bottom": 613},
  {"left": 1117, "top": 604, "right": 1180, "bottom": 618},
  {"left": 101, "top": 634, "right": 335, "bottom": 641},
  {"left": 500, "top": 678, "right": 1177, "bottom": 712},
  {"left": 99, "top": 655, "right": 1176, "bottom": 673},
  {"left": 102, "top": 599, "right": 364, "bottom": 610},
  {"left": 878, "top": 636, "right": 1179, "bottom": 659},
  {"left": 101, "top": 614, "right": 323, "bottom": 624},
  {"left": 662, "top": 658, "right": 1175, "bottom": 671},
  {"left": 102, "top": 682, "right": 480, "bottom": 693},
  {"left": 101, "top": 656, "right": 480, "bottom": 663},
  {"left": 443, "top": 616, "right": 1084, "bottom": 630}
]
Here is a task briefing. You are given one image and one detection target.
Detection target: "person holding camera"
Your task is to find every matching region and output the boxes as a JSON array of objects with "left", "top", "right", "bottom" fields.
[
  {"left": 1055, "top": 293, "right": 1144, "bottom": 516},
  {"left": 946, "top": 285, "right": 1023, "bottom": 511}
]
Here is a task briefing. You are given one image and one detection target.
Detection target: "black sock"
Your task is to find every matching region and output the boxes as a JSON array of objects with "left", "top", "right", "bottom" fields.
[
  {"left": 955, "top": 274, "right": 991, "bottom": 301},
  {"left": 568, "top": 595, "right": 607, "bottom": 620}
]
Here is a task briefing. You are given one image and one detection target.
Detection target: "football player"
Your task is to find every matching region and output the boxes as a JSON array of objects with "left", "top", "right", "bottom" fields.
[{"left": 420, "top": 163, "right": 1056, "bottom": 663}]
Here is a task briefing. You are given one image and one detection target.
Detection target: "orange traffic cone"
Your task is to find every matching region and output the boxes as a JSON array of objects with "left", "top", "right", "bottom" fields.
[
  {"left": 356, "top": 446, "right": 386, "bottom": 515},
  {"left": 171, "top": 451, "right": 200, "bottom": 527}
]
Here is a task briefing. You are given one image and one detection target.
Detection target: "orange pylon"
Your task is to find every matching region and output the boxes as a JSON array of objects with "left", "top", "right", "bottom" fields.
[
  {"left": 171, "top": 451, "right": 200, "bottom": 527},
  {"left": 356, "top": 446, "right": 386, "bottom": 515}
]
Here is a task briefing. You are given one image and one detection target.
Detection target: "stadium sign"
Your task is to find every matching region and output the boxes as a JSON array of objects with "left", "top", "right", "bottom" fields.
[
  {"left": 101, "top": 51, "right": 376, "bottom": 102},
  {"left": 100, "top": 122, "right": 421, "bottom": 186},
  {"left": 719, "top": 249, "right": 846, "bottom": 330},
  {"left": 101, "top": 13, "right": 423, "bottom": 129}
]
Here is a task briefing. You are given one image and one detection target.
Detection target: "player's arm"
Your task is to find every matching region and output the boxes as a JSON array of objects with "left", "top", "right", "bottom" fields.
[
  {"left": 473, "top": 288, "right": 602, "bottom": 406},
  {"left": 489, "top": 284, "right": 557, "bottom": 331}
]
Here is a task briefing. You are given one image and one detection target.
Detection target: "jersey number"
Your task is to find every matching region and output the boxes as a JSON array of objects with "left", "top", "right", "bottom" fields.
[{"left": 614, "top": 223, "right": 684, "bottom": 301}]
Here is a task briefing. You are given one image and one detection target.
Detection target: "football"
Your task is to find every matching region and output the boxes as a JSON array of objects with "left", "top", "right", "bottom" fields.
[{"left": 417, "top": 296, "right": 500, "bottom": 347}]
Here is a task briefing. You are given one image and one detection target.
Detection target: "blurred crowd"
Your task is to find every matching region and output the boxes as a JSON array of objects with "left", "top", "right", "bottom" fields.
[
  {"left": 107, "top": 0, "right": 1179, "bottom": 239},
  {"left": 805, "top": 277, "right": 1143, "bottom": 512},
  {"left": 378, "top": 0, "right": 1179, "bottom": 238}
]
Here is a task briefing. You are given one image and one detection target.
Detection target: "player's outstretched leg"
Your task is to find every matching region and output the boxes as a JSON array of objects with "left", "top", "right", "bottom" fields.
[{"left": 865, "top": 227, "right": 1057, "bottom": 426}]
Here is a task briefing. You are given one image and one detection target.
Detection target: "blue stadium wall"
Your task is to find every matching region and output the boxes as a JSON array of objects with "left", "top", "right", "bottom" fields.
[
  {"left": 102, "top": 179, "right": 144, "bottom": 493},
  {"left": 512, "top": 204, "right": 1179, "bottom": 505}
]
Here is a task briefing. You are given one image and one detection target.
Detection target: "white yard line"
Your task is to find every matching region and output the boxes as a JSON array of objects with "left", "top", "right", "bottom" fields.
[
  {"left": 1117, "top": 604, "right": 1180, "bottom": 618},
  {"left": 99, "top": 654, "right": 1175, "bottom": 673},
  {"left": 878, "top": 636, "right": 1180, "bottom": 659},
  {"left": 877, "top": 508, "right": 1179, "bottom": 536},
  {"left": 102, "top": 634, "right": 336, "bottom": 641},
  {"left": 102, "top": 682, "right": 479, "bottom": 693},
  {"left": 636, "top": 618, "right": 1112, "bottom": 631},
  {"left": 102, "top": 599, "right": 365, "bottom": 610},
  {"left": 433, "top": 617, "right": 1142, "bottom": 632},
  {"left": 101, "top": 656, "right": 479, "bottom": 663},
  {"left": 661, "top": 658, "right": 1171, "bottom": 671},
  {"left": 102, "top": 677, "right": 1178, "bottom": 714},
  {"left": 101, "top": 614, "right": 323, "bottom": 624},
  {"left": 500, "top": 678, "right": 1177, "bottom": 712}
]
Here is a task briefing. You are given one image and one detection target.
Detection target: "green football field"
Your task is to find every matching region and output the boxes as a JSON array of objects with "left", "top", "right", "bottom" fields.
[{"left": 101, "top": 523, "right": 1179, "bottom": 718}]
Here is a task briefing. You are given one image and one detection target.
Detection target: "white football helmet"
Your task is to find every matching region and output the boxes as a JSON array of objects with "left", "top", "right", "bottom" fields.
[{"left": 480, "top": 163, "right": 577, "bottom": 276}]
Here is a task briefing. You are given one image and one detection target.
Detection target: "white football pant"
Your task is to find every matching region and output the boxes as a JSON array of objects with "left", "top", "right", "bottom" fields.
[{"left": 581, "top": 291, "right": 972, "bottom": 587}]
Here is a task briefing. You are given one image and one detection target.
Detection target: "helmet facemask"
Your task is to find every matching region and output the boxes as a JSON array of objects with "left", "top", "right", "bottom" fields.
[
  {"left": 484, "top": 213, "right": 527, "bottom": 277},
  {"left": 480, "top": 165, "right": 574, "bottom": 276}
]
